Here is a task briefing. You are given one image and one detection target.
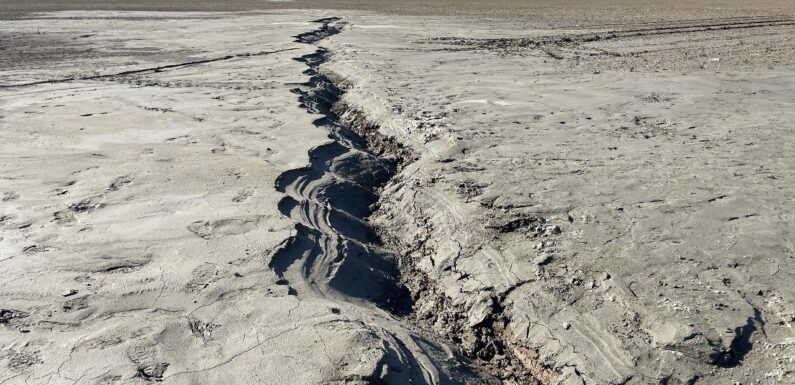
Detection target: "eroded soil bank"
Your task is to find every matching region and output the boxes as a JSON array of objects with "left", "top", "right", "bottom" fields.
[{"left": 319, "top": 11, "right": 795, "bottom": 385}]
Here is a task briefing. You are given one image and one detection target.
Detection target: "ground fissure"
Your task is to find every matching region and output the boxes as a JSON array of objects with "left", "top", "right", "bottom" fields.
[{"left": 273, "top": 17, "right": 553, "bottom": 385}]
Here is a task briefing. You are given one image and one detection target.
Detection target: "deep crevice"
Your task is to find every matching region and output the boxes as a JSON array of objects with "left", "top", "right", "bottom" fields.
[
  {"left": 269, "top": 17, "right": 528, "bottom": 385},
  {"left": 268, "top": 17, "right": 411, "bottom": 315}
]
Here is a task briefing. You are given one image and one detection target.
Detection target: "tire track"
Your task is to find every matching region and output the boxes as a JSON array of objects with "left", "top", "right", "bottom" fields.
[{"left": 430, "top": 16, "right": 795, "bottom": 52}]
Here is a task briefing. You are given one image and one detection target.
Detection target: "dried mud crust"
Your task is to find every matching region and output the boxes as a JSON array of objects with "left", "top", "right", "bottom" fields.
[
  {"left": 322, "top": 12, "right": 795, "bottom": 384},
  {"left": 335, "top": 95, "right": 555, "bottom": 383},
  {"left": 347, "top": 140, "right": 556, "bottom": 384},
  {"left": 332, "top": 99, "right": 418, "bottom": 170},
  {"left": 328, "top": 60, "right": 556, "bottom": 385},
  {"left": 370, "top": 193, "right": 558, "bottom": 385},
  {"left": 401, "top": 247, "right": 557, "bottom": 385}
]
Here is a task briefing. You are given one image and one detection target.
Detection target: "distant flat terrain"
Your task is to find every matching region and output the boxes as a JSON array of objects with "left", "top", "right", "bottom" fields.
[{"left": 2, "top": 0, "right": 794, "bottom": 23}]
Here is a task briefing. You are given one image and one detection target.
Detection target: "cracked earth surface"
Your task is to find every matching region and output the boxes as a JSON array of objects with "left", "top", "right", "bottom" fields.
[{"left": 1, "top": 6, "right": 794, "bottom": 385}]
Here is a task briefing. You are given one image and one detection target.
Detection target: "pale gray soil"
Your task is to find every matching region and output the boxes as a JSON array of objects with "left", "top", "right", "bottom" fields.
[
  {"left": 1, "top": 6, "right": 794, "bottom": 385},
  {"left": 0, "top": 12, "right": 488, "bottom": 385},
  {"left": 324, "top": 12, "right": 795, "bottom": 385}
]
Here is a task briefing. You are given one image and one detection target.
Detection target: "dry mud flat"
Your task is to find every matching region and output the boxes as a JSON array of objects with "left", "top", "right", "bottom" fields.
[
  {"left": 0, "top": 12, "right": 487, "bottom": 385},
  {"left": 1, "top": 8, "right": 794, "bottom": 385},
  {"left": 325, "top": 12, "right": 795, "bottom": 385}
]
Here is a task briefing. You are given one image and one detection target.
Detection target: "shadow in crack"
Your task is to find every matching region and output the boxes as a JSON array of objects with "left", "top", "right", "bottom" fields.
[
  {"left": 268, "top": 20, "right": 411, "bottom": 315},
  {"left": 265, "top": 17, "right": 501, "bottom": 385},
  {"left": 268, "top": 221, "right": 410, "bottom": 315}
]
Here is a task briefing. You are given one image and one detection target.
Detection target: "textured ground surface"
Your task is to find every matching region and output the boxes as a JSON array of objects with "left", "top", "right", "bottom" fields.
[
  {"left": 0, "top": 12, "right": 493, "bottom": 385},
  {"left": 1, "top": 5, "right": 794, "bottom": 385},
  {"left": 322, "top": 12, "right": 795, "bottom": 384}
]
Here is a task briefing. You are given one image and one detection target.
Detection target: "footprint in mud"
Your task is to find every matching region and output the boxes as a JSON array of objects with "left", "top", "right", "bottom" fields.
[
  {"left": 187, "top": 216, "right": 263, "bottom": 239},
  {"left": 53, "top": 209, "right": 76, "bottom": 225},
  {"left": 54, "top": 196, "right": 104, "bottom": 225},
  {"left": 232, "top": 188, "right": 253, "bottom": 203},
  {"left": 2, "top": 191, "right": 20, "bottom": 202},
  {"left": 0, "top": 214, "right": 16, "bottom": 228},
  {"left": 69, "top": 196, "right": 104, "bottom": 213},
  {"left": 62, "top": 295, "right": 90, "bottom": 313},
  {"left": 211, "top": 143, "right": 227, "bottom": 154},
  {"left": 5, "top": 350, "right": 41, "bottom": 371},
  {"left": 226, "top": 168, "right": 245, "bottom": 180},
  {"left": 184, "top": 263, "right": 221, "bottom": 292},
  {"left": 137, "top": 362, "right": 169, "bottom": 381},
  {"left": 127, "top": 343, "right": 169, "bottom": 382},
  {"left": 107, "top": 175, "right": 133, "bottom": 192},
  {"left": 640, "top": 92, "right": 673, "bottom": 103}
]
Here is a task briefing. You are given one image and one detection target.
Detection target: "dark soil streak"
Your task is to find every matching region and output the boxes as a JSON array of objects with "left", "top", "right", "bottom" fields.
[{"left": 0, "top": 47, "right": 298, "bottom": 88}]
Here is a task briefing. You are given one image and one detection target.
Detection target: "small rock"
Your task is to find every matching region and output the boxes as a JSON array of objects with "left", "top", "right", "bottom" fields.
[
  {"left": 467, "top": 295, "right": 495, "bottom": 327},
  {"left": 61, "top": 289, "right": 78, "bottom": 297},
  {"left": 544, "top": 224, "right": 561, "bottom": 236},
  {"left": 562, "top": 322, "right": 571, "bottom": 330},
  {"left": 534, "top": 253, "right": 553, "bottom": 266}
]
